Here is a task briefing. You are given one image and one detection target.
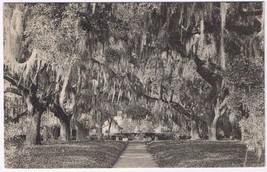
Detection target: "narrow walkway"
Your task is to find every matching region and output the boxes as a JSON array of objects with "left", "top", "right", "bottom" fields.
[{"left": 113, "top": 142, "right": 158, "bottom": 168}]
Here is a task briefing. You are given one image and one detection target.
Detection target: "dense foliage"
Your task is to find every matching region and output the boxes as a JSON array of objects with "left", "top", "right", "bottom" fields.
[{"left": 4, "top": 2, "right": 264, "bottom": 158}]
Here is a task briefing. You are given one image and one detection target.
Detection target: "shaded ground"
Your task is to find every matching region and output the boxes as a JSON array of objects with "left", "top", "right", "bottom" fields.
[
  {"left": 5, "top": 140, "right": 127, "bottom": 168},
  {"left": 113, "top": 142, "right": 158, "bottom": 168},
  {"left": 147, "top": 140, "right": 265, "bottom": 167}
]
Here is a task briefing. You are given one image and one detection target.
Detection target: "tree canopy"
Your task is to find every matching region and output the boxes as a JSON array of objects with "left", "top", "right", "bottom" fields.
[{"left": 3, "top": 2, "right": 264, "bottom": 157}]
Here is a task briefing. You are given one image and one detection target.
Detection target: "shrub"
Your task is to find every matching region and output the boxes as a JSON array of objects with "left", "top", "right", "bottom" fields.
[
  {"left": 158, "top": 133, "right": 174, "bottom": 140},
  {"left": 239, "top": 114, "right": 264, "bottom": 160}
]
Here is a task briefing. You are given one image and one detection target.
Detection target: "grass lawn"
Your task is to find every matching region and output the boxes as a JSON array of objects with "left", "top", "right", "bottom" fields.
[
  {"left": 147, "top": 140, "right": 265, "bottom": 167},
  {"left": 5, "top": 140, "right": 127, "bottom": 168}
]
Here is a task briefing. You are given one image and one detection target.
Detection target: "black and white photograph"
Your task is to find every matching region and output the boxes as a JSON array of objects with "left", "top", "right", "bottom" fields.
[{"left": 1, "top": 0, "right": 265, "bottom": 169}]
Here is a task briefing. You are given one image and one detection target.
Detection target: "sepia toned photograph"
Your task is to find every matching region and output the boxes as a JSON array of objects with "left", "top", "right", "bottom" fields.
[{"left": 2, "top": 1, "right": 265, "bottom": 169}]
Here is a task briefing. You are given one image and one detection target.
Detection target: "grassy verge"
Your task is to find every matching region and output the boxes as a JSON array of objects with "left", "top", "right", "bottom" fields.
[
  {"left": 147, "top": 140, "right": 265, "bottom": 167},
  {"left": 5, "top": 140, "right": 127, "bottom": 168}
]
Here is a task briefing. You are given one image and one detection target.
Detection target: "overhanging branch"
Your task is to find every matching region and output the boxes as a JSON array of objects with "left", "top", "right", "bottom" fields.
[
  {"left": 49, "top": 103, "right": 71, "bottom": 122},
  {"left": 4, "top": 74, "right": 29, "bottom": 94},
  {"left": 88, "top": 54, "right": 205, "bottom": 122},
  {"left": 125, "top": 72, "right": 201, "bottom": 121},
  {"left": 194, "top": 56, "right": 222, "bottom": 87},
  {"left": 142, "top": 93, "right": 201, "bottom": 121},
  {"left": 4, "top": 87, "right": 23, "bottom": 96}
]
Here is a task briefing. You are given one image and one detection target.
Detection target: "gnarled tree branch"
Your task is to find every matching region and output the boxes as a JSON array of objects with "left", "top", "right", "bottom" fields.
[
  {"left": 49, "top": 103, "right": 72, "bottom": 123},
  {"left": 4, "top": 74, "right": 29, "bottom": 94},
  {"left": 4, "top": 87, "right": 23, "bottom": 96},
  {"left": 194, "top": 55, "right": 223, "bottom": 87}
]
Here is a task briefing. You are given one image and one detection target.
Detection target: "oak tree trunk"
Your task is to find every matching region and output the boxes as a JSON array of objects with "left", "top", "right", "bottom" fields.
[
  {"left": 36, "top": 111, "right": 42, "bottom": 144},
  {"left": 97, "top": 111, "right": 103, "bottom": 140},
  {"left": 108, "top": 120, "right": 112, "bottom": 139},
  {"left": 26, "top": 111, "right": 42, "bottom": 145},
  {"left": 208, "top": 112, "right": 220, "bottom": 141},
  {"left": 207, "top": 124, "right": 217, "bottom": 141},
  {"left": 220, "top": 2, "right": 227, "bottom": 70},
  {"left": 108, "top": 124, "right": 112, "bottom": 138},
  {"left": 59, "top": 120, "right": 71, "bottom": 141},
  {"left": 75, "top": 125, "right": 88, "bottom": 141},
  {"left": 25, "top": 93, "right": 44, "bottom": 145},
  {"left": 42, "top": 126, "right": 49, "bottom": 142},
  {"left": 190, "top": 119, "right": 200, "bottom": 140}
]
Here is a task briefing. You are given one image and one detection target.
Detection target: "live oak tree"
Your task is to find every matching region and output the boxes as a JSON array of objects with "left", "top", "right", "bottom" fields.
[
  {"left": 225, "top": 2, "right": 264, "bottom": 159},
  {"left": 117, "top": 3, "right": 261, "bottom": 141},
  {"left": 4, "top": 3, "right": 92, "bottom": 144},
  {"left": 4, "top": 4, "right": 48, "bottom": 144},
  {"left": 4, "top": 2, "right": 264, "bottom": 149}
]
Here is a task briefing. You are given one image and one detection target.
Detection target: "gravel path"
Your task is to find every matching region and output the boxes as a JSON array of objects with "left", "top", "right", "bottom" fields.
[{"left": 113, "top": 142, "right": 158, "bottom": 168}]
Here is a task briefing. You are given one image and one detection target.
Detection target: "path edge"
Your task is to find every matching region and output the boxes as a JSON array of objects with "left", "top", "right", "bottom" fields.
[
  {"left": 111, "top": 141, "right": 129, "bottom": 168},
  {"left": 146, "top": 141, "right": 160, "bottom": 167}
]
